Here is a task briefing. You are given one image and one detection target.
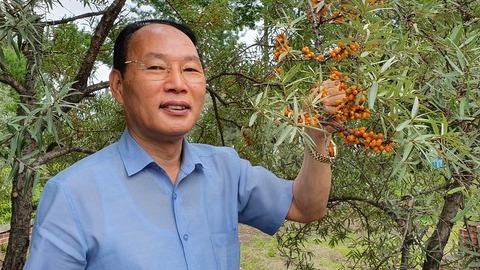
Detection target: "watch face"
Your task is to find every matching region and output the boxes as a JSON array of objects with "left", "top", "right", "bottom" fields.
[{"left": 328, "top": 140, "right": 337, "bottom": 158}]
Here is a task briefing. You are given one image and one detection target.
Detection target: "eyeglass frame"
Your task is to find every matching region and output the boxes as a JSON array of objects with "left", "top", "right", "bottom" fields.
[{"left": 123, "top": 58, "right": 206, "bottom": 83}]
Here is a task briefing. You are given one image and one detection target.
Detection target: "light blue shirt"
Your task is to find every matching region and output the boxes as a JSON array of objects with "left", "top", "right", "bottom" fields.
[{"left": 25, "top": 130, "right": 293, "bottom": 270}]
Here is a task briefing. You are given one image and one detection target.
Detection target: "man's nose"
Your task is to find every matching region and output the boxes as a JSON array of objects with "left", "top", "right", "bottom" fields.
[{"left": 163, "top": 67, "right": 187, "bottom": 92}]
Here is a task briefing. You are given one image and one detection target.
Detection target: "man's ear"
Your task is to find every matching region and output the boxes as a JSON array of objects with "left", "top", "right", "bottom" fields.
[{"left": 109, "top": 69, "right": 124, "bottom": 105}]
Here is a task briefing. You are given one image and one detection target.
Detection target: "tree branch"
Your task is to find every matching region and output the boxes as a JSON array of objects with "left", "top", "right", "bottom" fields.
[
  {"left": 209, "top": 91, "right": 225, "bottom": 146},
  {"left": 33, "top": 147, "right": 96, "bottom": 167},
  {"left": 69, "top": 0, "right": 126, "bottom": 102},
  {"left": 329, "top": 196, "right": 399, "bottom": 221},
  {"left": 206, "top": 85, "right": 227, "bottom": 106},
  {"left": 43, "top": 11, "right": 107, "bottom": 26},
  {"left": 84, "top": 81, "right": 110, "bottom": 97},
  {"left": 207, "top": 71, "right": 263, "bottom": 84},
  {"left": 0, "top": 73, "right": 27, "bottom": 94}
]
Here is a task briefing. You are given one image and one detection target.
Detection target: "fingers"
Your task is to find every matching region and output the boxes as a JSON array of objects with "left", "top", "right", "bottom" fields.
[
  {"left": 321, "top": 80, "right": 345, "bottom": 113},
  {"left": 321, "top": 80, "right": 345, "bottom": 107},
  {"left": 319, "top": 80, "right": 346, "bottom": 132},
  {"left": 323, "top": 116, "right": 344, "bottom": 133}
]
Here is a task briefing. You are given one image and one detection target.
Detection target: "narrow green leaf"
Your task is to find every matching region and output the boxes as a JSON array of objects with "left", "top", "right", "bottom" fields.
[
  {"left": 429, "top": 117, "right": 439, "bottom": 135},
  {"left": 402, "top": 142, "right": 413, "bottom": 161},
  {"left": 360, "top": 51, "right": 370, "bottom": 57},
  {"left": 293, "top": 96, "right": 299, "bottom": 123},
  {"left": 368, "top": 81, "right": 378, "bottom": 109},
  {"left": 276, "top": 125, "right": 293, "bottom": 147},
  {"left": 390, "top": 155, "right": 404, "bottom": 177},
  {"left": 282, "top": 64, "right": 302, "bottom": 84},
  {"left": 447, "top": 186, "right": 466, "bottom": 195},
  {"left": 380, "top": 56, "right": 397, "bottom": 73},
  {"left": 278, "top": 50, "right": 289, "bottom": 62},
  {"left": 18, "top": 162, "right": 25, "bottom": 174},
  {"left": 396, "top": 120, "right": 411, "bottom": 132},
  {"left": 46, "top": 109, "right": 54, "bottom": 133},
  {"left": 32, "top": 170, "right": 42, "bottom": 189},
  {"left": 411, "top": 97, "right": 419, "bottom": 119},
  {"left": 397, "top": 166, "right": 407, "bottom": 182},
  {"left": 291, "top": 15, "right": 305, "bottom": 26},
  {"left": 461, "top": 34, "right": 478, "bottom": 47},
  {"left": 248, "top": 112, "right": 258, "bottom": 127},
  {"left": 459, "top": 98, "right": 465, "bottom": 119},
  {"left": 254, "top": 92, "right": 263, "bottom": 106},
  {"left": 445, "top": 55, "right": 462, "bottom": 73},
  {"left": 456, "top": 48, "right": 466, "bottom": 70},
  {"left": 288, "top": 126, "right": 297, "bottom": 143},
  {"left": 449, "top": 25, "right": 463, "bottom": 44},
  {"left": 8, "top": 162, "right": 19, "bottom": 181}
]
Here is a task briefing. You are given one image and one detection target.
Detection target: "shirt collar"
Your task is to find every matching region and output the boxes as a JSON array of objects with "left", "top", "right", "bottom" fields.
[
  {"left": 179, "top": 139, "right": 205, "bottom": 177},
  {"left": 118, "top": 130, "right": 155, "bottom": 176},
  {"left": 118, "top": 130, "right": 205, "bottom": 177}
]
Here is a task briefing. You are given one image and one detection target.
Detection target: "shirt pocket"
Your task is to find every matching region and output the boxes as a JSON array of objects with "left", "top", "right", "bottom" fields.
[{"left": 211, "top": 231, "right": 240, "bottom": 270}]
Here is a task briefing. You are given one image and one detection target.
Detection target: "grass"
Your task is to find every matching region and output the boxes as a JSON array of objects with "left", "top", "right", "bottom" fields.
[
  {"left": 239, "top": 223, "right": 480, "bottom": 269},
  {"left": 240, "top": 224, "right": 349, "bottom": 270}
]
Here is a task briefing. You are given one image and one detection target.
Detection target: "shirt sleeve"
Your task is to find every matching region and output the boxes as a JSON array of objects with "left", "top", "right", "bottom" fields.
[
  {"left": 24, "top": 181, "right": 87, "bottom": 270},
  {"left": 236, "top": 157, "right": 294, "bottom": 235}
]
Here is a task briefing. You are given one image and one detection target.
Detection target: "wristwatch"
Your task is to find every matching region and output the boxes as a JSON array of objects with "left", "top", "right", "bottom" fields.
[{"left": 308, "top": 139, "right": 337, "bottom": 164}]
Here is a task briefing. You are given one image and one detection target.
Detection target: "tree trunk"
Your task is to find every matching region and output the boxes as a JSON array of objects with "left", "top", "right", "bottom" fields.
[
  {"left": 422, "top": 175, "right": 470, "bottom": 270},
  {"left": 399, "top": 220, "right": 415, "bottom": 269},
  {"left": 2, "top": 142, "right": 36, "bottom": 270}
]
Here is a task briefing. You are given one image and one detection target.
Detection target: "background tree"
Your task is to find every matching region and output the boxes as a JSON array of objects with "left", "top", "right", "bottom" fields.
[
  {"left": 0, "top": 0, "right": 125, "bottom": 268},
  {"left": 247, "top": 0, "right": 480, "bottom": 269},
  {"left": 0, "top": 0, "right": 276, "bottom": 268}
]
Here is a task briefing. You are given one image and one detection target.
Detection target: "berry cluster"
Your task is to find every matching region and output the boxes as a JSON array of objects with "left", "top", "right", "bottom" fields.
[
  {"left": 329, "top": 68, "right": 396, "bottom": 154},
  {"left": 328, "top": 68, "right": 394, "bottom": 154},
  {"left": 284, "top": 107, "right": 321, "bottom": 127},
  {"left": 282, "top": 74, "right": 395, "bottom": 154},
  {"left": 308, "top": 70, "right": 370, "bottom": 125},
  {"left": 306, "top": 0, "right": 347, "bottom": 24},
  {"left": 301, "top": 46, "right": 325, "bottom": 61},
  {"left": 329, "top": 40, "right": 360, "bottom": 61},
  {"left": 273, "top": 33, "right": 291, "bottom": 61},
  {"left": 328, "top": 68, "right": 370, "bottom": 122},
  {"left": 340, "top": 127, "right": 395, "bottom": 153}
]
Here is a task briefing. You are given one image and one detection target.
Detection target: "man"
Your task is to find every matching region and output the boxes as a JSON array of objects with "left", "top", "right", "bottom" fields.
[{"left": 25, "top": 19, "right": 342, "bottom": 269}]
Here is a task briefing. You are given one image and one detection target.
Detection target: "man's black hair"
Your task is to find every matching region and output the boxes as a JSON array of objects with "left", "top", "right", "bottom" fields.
[{"left": 113, "top": 19, "right": 201, "bottom": 75}]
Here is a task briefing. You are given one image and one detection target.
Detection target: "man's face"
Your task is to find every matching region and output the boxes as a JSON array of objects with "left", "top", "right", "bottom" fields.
[{"left": 110, "top": 24, "right": 206, "bottom": 143}]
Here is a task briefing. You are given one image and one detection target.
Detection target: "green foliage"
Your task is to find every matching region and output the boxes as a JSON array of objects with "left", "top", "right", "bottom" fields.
[
  {"left": 42, "top": 23, "right": 92, "bottom": 81},
  {"left": 244, "top": 0, "right": 480, "bottom": 269},
  {"left": 0, "top": 1, "right": 127, "bottom": 266}
]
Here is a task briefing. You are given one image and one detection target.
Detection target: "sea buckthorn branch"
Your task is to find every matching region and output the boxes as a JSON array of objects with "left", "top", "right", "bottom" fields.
[
  {"left": 266, "top": 1, "right": 394, "bottom": 154},
  {"left": 306, "top": 0, "right": 349, "bottom": 26},
  {"left": 281, "top": 67, "right": 396, "bottom": 154}
]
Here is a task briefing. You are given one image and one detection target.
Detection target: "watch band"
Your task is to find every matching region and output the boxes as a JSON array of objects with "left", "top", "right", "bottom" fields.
[
  {"left": 308, "top": 139, "right": 336, "bottom": 164},
  {"left": 308, "top": 148, "right": 334, "bottom": 163}
]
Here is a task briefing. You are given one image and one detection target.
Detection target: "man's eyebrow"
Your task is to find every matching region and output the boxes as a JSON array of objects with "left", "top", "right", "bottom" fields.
[{"left": 144, "top": 52, "right": 201, "bottom": 62}]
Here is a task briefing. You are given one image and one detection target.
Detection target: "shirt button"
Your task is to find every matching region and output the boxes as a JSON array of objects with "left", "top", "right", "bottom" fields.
[
  {"left": 183, "top": 234, "right": 189, "bottom": 241},
  {"left": 173, "top": 193, "right": 177, "bottom": 200}
]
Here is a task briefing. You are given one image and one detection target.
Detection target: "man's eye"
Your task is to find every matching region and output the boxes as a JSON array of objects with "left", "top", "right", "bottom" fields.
[
  {"left": 183, "top": 67, "right": 201, "bottom": 73},
  {"left": 146, "top": 65, "right": 167, "bottom": 71}
]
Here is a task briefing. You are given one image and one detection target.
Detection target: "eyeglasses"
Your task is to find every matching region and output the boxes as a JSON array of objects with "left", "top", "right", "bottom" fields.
[{"left": 124, "top": 57, "right": 205, "bottom": 84}]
